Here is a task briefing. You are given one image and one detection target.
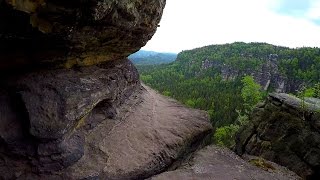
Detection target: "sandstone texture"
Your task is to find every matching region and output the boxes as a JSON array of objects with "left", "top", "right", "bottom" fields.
[
  {"left": 235, "top": 93, "right": 320, "bottom": 179},
  {"left": 0, "top": 0, "right": 165, "bottom": 70},
  {"left": 0, "top": 78, "right": 213, "bottom": 179},
  {"left": 0, "top": 59, "right": 140, "bottom": 178},
  {"left": 0, "top": 0, "right": 309, "bottom": 179},
  {"left": 152, "top": 145, "right": 300, "bottom": 180},
  {"left": 0, "top": 0, "right": 221, "bottom": 178}
]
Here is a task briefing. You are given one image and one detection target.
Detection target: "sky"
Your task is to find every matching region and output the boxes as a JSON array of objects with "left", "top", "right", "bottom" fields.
[{"left": 142, "top": 0, "right": 320, "bottom": 53}]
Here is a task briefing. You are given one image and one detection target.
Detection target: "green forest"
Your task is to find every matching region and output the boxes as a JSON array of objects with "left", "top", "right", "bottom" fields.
[
  {"left": 129, "top": 50, "right": 177, "bottom": 65},
  {"left": 137, "top": 42, "right": 320, "bottom": 146}
]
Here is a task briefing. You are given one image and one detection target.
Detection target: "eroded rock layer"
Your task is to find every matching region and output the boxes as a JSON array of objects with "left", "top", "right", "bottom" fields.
[
  {"left": 0, "top": 75, "right": 213, "bottom": 179},
  {"left": 0, "top": 0, "right": 165, "bottom": 70},
  {"left": 0, "top": 0, "right": 217, "bottom": 179},
  {"left": 235, "top": 93, "right": 320, "bottom": 179},
  {"left": 0, "top": 59, "right": 141, "bottom": 178}
]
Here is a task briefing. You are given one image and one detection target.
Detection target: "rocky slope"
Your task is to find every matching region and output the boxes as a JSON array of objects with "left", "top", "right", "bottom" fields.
[
  {"left": 0, "top": 83, "right": 213, "bottom": 179},
  {"left": 235, "top": 93, "right": 320, "bottom": 179},
  {"left": 152, "top": 145, "right": 300, "bottom": 180}
]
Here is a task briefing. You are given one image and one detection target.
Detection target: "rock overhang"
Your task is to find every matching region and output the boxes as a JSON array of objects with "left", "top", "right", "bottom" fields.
[{"left": 0, "top": 0, "right": 166, "bottom": 70}]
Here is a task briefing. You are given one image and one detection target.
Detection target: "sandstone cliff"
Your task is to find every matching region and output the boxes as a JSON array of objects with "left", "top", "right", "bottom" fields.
[
  {"left": 201, "top": 54, "right": 289, "bottom": 92},
  {"left": 0, "top": 0, "right": 303, "bottom": 179},
  {"left": 235, "top": 93, "right": 320, "bottom": 179},
  {"left": 2, "top": 0, "right": 214, "bottom": 178}
]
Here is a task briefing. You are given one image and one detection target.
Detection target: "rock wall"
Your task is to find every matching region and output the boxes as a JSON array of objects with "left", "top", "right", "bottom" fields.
[
  {"left": 0, "top": 59, "right": 141, "bottom": 178},
  {"left": 0, "top": 0, "right": 195, "bottom": 178},
  {"left": 201, "top": 54, "right": 295, "bottom": 93},
  {"left": 0, "top": 0, "right": 165, "bottom": 70},
  {"left": 235, "top": 93, "right": 320, "bottom": 179}
]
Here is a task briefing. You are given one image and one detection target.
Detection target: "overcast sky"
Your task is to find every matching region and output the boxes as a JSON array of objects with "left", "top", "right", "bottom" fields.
[{"left": 142, "top": 0, "right": 320, "bottom": 53}]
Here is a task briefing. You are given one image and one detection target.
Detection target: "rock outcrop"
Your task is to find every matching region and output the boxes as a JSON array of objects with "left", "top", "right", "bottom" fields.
[
  {"left": 0, "top": 0, "right": 215, "bottom": 179},
  {"left": 0, "top": 0, "right": 165, "bottom": 70},
  {"left": 201, "top": 54, "right": 288, "bottom": 92},
  {"left": 0, "top": 79, "right": 213, "bottom": 179},
  {"left": 235, "top": 93, "right": 320, "bottom": 179},
  {"left": 0, "top": 59, "right": 142, "bottom": 178},
  {"left": 152, "top": 145, "right": 300, "bottom": 180}
]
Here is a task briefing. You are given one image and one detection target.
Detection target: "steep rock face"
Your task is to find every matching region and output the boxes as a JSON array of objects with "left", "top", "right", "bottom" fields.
[
  {"left": 235, "top": 93, "right": 320, "bottom": 179},
  {"left": 201, "top": 54, "right": 288, "bottom": 92},
  {"left": 0, "top": 0, "right": 165, "bottom": 70},
  {"left": 0, "top": 0, "right": 216, "bottom": 179},
  {"left": 0, "top": 81, "right": 213, "bottom": 179},
  {"left": 0, "top": 59, "right": 141, "bottom": 177},
  {"left": 253, "top": 54, "right": 287, "bottom": 92},
  {"left": 0, "top": 1, "right": 176, "bottom": 178},
  {"left": 152, "top": 145, "right": 300, "bottom": 180}
]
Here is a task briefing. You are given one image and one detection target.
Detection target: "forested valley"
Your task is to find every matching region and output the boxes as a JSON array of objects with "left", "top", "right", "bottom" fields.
[
  {"left": 129, "top": 50, "right": 177, "bottom": 65},
  {"left": 137, "top": 42, "right": 320, "bottom": 147}
]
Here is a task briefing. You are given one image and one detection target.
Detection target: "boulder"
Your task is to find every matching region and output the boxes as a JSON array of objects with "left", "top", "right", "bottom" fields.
[
  {"left": 235, "top": 93, "right": 320, "bottom": 179},
  {"left": 0, "top": 0, "right": 165, "bottom": 70},
  {"left": 152, "top": 145, "right": 300, "bottom": 180}
]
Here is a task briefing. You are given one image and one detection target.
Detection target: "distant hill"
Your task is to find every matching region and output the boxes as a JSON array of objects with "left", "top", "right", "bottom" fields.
[
  {"left": 129, "top": 50, "right": 177, "bottom": 65},
  {"left": 137, "top": 42, "right": 320, "bottom": 127}
]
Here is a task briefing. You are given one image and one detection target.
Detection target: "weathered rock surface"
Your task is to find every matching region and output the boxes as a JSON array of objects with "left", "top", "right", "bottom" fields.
[
  {"left": 0, "top": 0, "right": 165, "bottom": 70},
  {"left": 17, "top": 58, "right": 139, "bottom": 140},
  {"left": 0, "top": 76, "right": 212, "bottom": 179},
  {"left": 0, "top": 0, "right": 218, "bottom": 179},
  {"left": 0, "top": 59, "right": 140, "bottom": 177},
  {"left": 152, "top": 145, "right": 300, "bottom": 180},
  {"left": 201, "top": 53, "right": 298, "bottom": 93},
  {"left": 235, "top": 93, "right": 320, "bottom": 179}
]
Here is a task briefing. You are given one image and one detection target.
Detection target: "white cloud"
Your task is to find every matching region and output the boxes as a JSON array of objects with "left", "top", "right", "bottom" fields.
[
  {"left": 142, "top": 0, "right": 320, "bottom": 53},
  {"left": 307, "top": 0, "right": 320, "bottom": 20}
]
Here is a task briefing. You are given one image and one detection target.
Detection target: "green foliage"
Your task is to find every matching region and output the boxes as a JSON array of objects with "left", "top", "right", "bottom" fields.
[
  {"left": 185, "top": 99, "right": 196, "bottom": 108},
  {"left": 212, "top": 100, "right": 251, "bottom": 148},
  {"left": 140, "top": 75, "right": 153, "bottom": 83},
  {"left": 235, "top": 109, "right": 249, "bottom": 126},
  {"left": 137, "top": 42, "right": 320, "bottom": 130},
  {"left": 207, "top": 109, "right": 215, "bottom": 119},
  {"left": 129, "top": 50, "right": 177, "bottom": 65},
  {"left": 313, "top": 83, "right": 320, "bottom": 98},
  {"left": 297, "top": 86, "right": 313, "bottom": 99},
  {"left": 303, "top": 88, "right": 315, "bottom": 97},
  {"left": 138, "top": 63, "right": 244, "bottom": 127},
  {"left": 162, "top": 91, "right": 171, "bottom": 96},
  {"left": 241, "top": 76, "right": 263, "bottom": 112},
  {"left": 213, "top": 124, "right": 240, "bottom": 148}
]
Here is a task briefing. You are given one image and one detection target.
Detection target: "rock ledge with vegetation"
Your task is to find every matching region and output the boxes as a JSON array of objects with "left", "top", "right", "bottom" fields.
[{"left": 235, "top": 93, "right": 320, "bottom": 179}]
